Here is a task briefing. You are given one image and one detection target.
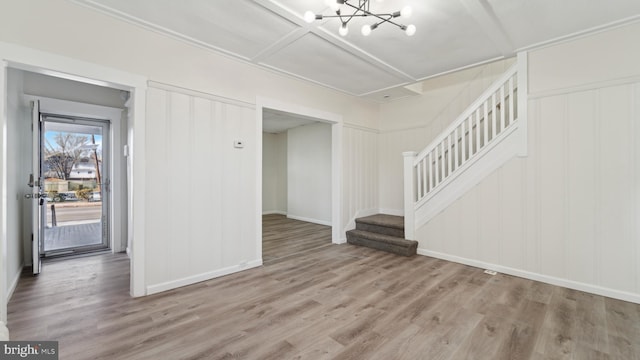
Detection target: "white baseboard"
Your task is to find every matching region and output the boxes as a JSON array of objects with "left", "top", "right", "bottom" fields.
[
  {"left": 6, "top": 264, "right": 23, "bottom": 303},
  {"left": 146, "top": 259, "right": 262, "bottom": 295},
  {"left": 286, "top": 214, "right": 331, "bottom": 226},
  {"left": 262, "top": 210, "right": 287, "bottom": 216},
  {"left": 417, "top": 248, "right": 640, "bottom": 304}
]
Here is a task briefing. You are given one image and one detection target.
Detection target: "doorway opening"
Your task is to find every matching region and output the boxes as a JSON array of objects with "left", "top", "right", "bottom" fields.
[
  {"left": 40, "top": 114, "right": 111, "bottom": 257},
  {"left": 256, "top": 98, "right": 343, "bottom": 264}
]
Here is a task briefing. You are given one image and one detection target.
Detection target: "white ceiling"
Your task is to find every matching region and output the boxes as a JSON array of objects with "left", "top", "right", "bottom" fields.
[{"left": 76, "top": 0, "right": 640, "bottom": 101}]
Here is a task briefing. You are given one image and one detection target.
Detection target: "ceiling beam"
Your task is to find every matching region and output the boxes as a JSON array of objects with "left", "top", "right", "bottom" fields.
[
  {"left": 460, "top": 0, "right": 514, "bottom": 56},
  {"left": 251, "top": 28, "right": 309, "bottom": 64}
]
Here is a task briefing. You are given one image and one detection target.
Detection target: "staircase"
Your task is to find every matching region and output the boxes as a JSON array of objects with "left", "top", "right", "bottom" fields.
[
  {"left": 403, "top": 59, "right": 528, "bottom": 240},
  {"left": 346, "top": 214, "right": 418, "bottom": 256}
]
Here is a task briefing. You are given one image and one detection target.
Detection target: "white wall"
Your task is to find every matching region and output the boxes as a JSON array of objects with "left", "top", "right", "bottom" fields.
[
  {"left": 0, "top": 0, "right": 380, "bottom": 294},
  {"left": 415, "top": 21, "right": 640, "bottom": 303},
  {"left": 378, "top": 58, "right": 515, "bottom": 212},
  {"left": 145, "top": 85, "right": 258, "bottom": 293},
  {"left": 287, "top": 123, "right": 332, "bottom": 225},
  {"left": 5, "top": 69, "right": 28, "bottom": 302},
  {"left": 262, "top": 132, "right": 287, "bottom": 215}
]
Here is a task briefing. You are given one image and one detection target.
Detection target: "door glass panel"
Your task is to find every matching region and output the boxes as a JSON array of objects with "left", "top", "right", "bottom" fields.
[{"left": 42, "top": 118, "right": 109, "bottom": 254}]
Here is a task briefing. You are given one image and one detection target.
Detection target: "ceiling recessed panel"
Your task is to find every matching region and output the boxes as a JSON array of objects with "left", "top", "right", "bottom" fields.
[
  {"left": 322, "top": 0, "right": 502, "bottom": 80},
  {"left": 83, "top": 0, "right": 299, "bottom": 59},
  {"left": 261, "top": 32, "right": 407, "bottom": 95},
  {"left": 487, "top": 0, "right": 640, "bottom": 49},
  {"left": 77, "top": 0, "right": 640, "bottom": 99}
]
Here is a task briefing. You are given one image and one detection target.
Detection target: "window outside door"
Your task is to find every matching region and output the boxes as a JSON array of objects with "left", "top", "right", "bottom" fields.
[{"left": 40, "top": 115, "right": 110, "bottom": 256}]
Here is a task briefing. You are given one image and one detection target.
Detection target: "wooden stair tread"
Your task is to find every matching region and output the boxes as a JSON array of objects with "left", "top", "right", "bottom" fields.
[
  {"left": 346, "top": 229, "right": 417, "bottom": 257},
  {"left": 346, "top": 230, "right": 414, "bottom": 246},
  {"left": 355, "top": 214, "right": 404, "bottom": 230}
]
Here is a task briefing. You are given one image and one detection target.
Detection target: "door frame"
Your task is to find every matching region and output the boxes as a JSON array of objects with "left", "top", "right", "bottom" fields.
[
  {"left": 255, "top": 96, "right": 343, "bottom": 263},
  {"left": 40, "top": 113, "right": 112, "bottom": 256},
  {"left": 0, "top": 42, "right": 148, "bottom": 327},
  {"left": 30, "top": 97, "right": 124, "bottom": 255}
]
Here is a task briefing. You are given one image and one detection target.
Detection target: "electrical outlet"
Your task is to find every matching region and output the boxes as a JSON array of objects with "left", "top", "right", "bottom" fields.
[{"left": 483, "top": 269, "right": 498, "bottom": 276}]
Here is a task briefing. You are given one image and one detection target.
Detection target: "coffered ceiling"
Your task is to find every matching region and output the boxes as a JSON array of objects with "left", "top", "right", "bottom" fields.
[{"left": 74, "top": 0, "right": 640, "bottom": 101}]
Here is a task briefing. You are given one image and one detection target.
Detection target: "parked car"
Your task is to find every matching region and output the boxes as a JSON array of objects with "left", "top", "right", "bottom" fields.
[
  {"left": 52, "top": 192, "right": 78, "bottom": 202},
  {"left": 88, "top": 192, "right": 101, "bottom": 202}
]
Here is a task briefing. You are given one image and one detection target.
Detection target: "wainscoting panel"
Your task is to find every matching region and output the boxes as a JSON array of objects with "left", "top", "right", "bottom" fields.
[
  {"left": 341, "top": 126, "right": 379, "bottom": 236},
  {"left": 145, "top": 86, "right": 258, "bottom": 292},
  {"left": 416, "top": 80, "right": 640, "bottom": 303}
]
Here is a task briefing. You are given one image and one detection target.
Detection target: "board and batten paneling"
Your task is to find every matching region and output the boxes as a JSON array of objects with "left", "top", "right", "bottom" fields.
[
  {"left": 416, "top": 82, "right": 640, "bottom": 302},
  {"left": 145, "top": 86, "right": 257, "bottom": 293},
  {"left": 341, "top": 125, "right": 379, "bottom": 235}
]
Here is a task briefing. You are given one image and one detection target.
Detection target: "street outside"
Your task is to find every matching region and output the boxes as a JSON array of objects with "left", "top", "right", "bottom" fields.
[{"left": 46, "top": 201, "right": 102, "bottom": 226}]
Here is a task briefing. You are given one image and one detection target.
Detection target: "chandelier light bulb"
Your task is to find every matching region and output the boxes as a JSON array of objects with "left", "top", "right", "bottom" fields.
[
  {"left": 401, "top": 6, "right": 413, "bottom": 18},
  {"left": 339, "top": 23, "right": 349, "bottom": 36},
  {"left": 405, "top": 24, "right": 416, "bottom": 36},
  {"left": 361, "top": 24, "right": 372, "bottom": 36},
  {"left": 304, "top": 10, "right": 316, "bottom": 23}
]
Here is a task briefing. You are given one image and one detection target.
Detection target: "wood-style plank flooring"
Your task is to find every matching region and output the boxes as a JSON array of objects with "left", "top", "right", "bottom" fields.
[
  {"left": 262, "top": 214, "right": 332, "bottom": 264},
  {"left": 8, "top": 222, "right": 640, "bottom": 359}
]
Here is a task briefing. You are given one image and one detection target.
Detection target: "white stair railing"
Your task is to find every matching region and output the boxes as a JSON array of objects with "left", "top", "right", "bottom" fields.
[{"left": 404, "top": 62, "right": 526, "bottom": 239}]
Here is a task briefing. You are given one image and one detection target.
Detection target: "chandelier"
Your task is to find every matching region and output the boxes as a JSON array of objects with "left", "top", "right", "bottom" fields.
[{"left": 304, "top": 0, "right": 416, "bottom": 37}]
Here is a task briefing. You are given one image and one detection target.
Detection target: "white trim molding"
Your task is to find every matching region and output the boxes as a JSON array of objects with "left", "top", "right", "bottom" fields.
[{"left": 0, "top": 60, "right": 8, "bottom": 323}]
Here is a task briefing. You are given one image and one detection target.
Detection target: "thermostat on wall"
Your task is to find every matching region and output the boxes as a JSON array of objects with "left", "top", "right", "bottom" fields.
[{"left": 233, "top": 140, "right": 245, "bottom": 148}]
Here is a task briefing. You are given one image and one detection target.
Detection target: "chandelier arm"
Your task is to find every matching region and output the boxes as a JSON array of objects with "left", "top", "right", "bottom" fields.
[
  {"left": 373, "top": 16, "right": 405, "bottom": 29},
  {"left": 342, "top": 1, "right": 404, "bottom": 28},
  {"left": 308, "top": 0, "right": 413, "bottom": 35}
]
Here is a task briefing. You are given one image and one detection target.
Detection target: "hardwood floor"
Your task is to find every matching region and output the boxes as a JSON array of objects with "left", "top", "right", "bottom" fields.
[
  {"left": 262, "top": 214, "right": 332, "bottom": 264},
  {"left": 8, "top": 232, "right": 640, "bottom": 359}
]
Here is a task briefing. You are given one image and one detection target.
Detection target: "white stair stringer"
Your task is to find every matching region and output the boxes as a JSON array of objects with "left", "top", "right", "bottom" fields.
[
  {"left": 414, "top": 124, "right": 520, "bottom": 229},
  {"left": 404, "top": 54, "right": 528, "bottom": 239}
]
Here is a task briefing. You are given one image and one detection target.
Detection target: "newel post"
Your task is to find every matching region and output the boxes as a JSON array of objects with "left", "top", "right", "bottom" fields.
[{"left": 403, "top": 151, "right": 417, "bottom": 240}]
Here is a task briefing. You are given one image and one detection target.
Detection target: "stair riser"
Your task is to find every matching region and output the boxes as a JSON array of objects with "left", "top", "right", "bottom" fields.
[
  {"left": 347, "top": 234, "right": 416, "bottom": 257},
  {"left": 355, "top": 222, "right": 404, "bottom": 238}
]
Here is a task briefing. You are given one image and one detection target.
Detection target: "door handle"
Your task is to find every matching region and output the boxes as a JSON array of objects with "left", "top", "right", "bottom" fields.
[
  {"left": 24, "top": 193, "right": 46, "bottom": 200},
  {"left": 28, "top": 174, "right": 34, "bottom": 188}
]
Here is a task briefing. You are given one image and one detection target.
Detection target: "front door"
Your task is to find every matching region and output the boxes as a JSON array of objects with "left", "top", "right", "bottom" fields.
[
  {"left": 30, "top": 101, "right": 44, "bottom": 274},
  {"left": 39, "top": 114, "right": 111, "bottom": 257}
]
